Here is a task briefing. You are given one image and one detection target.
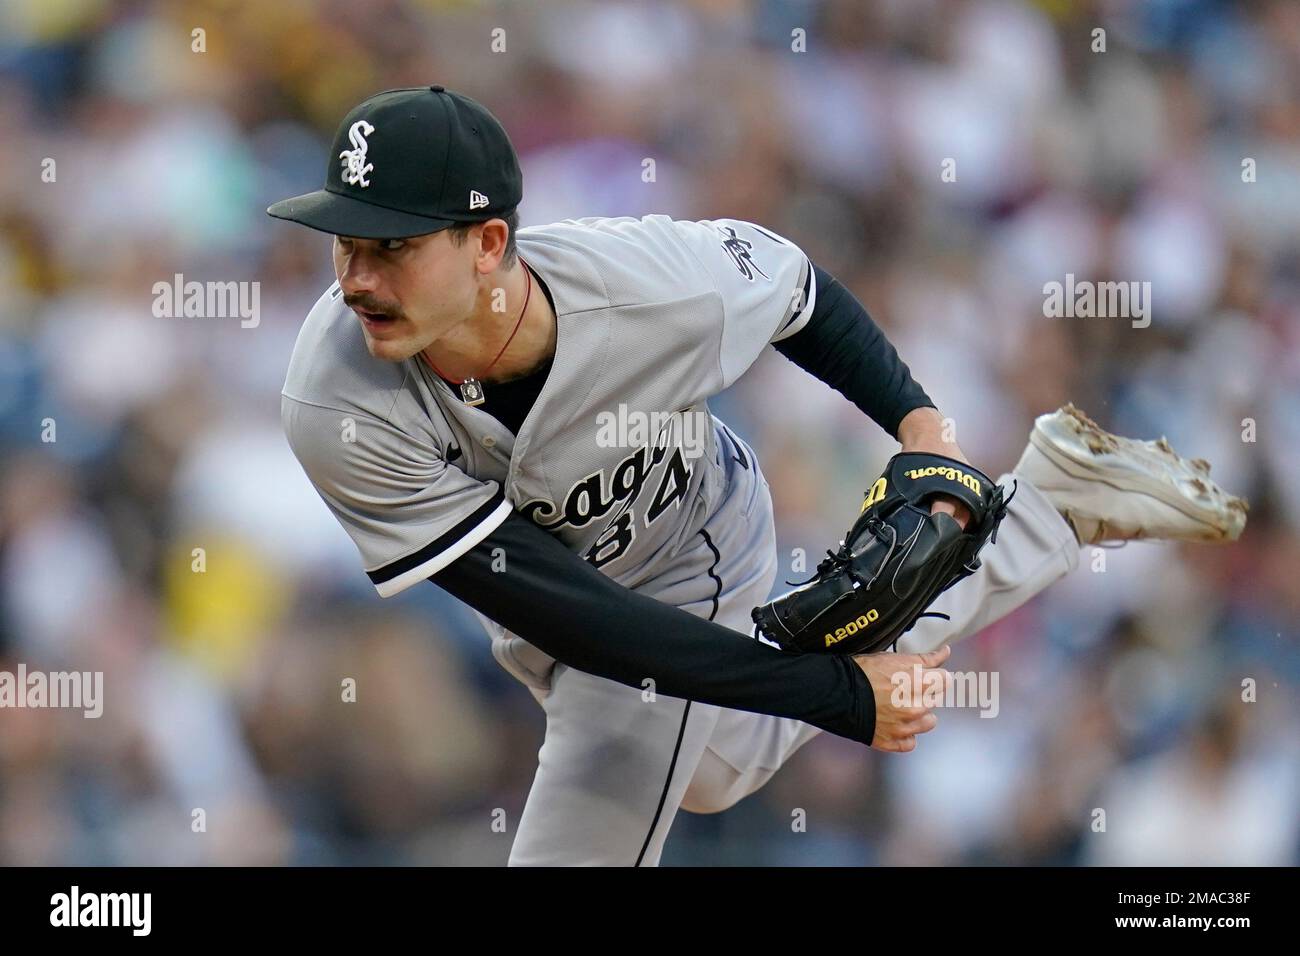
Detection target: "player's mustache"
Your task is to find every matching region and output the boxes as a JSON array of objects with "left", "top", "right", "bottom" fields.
[{"left": 344, "top": 293, "right": 405, "bottom": 320}]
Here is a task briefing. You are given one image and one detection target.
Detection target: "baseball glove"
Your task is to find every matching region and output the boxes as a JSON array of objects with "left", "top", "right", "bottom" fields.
[{"left": 752, "top": 452, "right": 1012, "bottom": 656}]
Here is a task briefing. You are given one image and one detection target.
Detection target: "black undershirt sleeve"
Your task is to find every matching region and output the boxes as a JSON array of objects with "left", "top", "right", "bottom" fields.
[
  {"left": 429, "top": 511, "right": 877, "bottom": 746},
  {"left": 775, "top": 262, "right": 934, "bottom": 438}
]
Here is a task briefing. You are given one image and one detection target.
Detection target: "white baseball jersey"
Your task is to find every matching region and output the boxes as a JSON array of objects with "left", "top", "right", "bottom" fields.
[{"left": 281, "top": 214, "right": 815, "bottom": 607}]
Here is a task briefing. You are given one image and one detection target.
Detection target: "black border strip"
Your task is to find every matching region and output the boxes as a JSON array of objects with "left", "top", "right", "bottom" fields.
[{"left": 8, "top": 866, "right": 1286, "bottom": 933}]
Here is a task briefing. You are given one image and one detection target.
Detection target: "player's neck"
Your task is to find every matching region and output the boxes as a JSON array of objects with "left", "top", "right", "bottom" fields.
[{"left": 421, "top": 260, "right": 556, "bottom": 385}]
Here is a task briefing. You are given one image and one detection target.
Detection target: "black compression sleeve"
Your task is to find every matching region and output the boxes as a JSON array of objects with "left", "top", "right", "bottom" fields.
[
  {"left": 429, "top": 511, "right": 877, "bottom": 745},
  {"left": 775, "top": 262, "right": 934, "bottom": 438}
]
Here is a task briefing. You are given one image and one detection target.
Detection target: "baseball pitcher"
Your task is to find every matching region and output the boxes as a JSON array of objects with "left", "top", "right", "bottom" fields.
[{"left": 268, "top": 87, "right": 1247, "bottom": 865}]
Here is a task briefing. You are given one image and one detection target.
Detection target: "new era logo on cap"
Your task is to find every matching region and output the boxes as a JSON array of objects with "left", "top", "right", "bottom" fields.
[{"left": 469, "top": 189, "right": 489, "bottom": 210}]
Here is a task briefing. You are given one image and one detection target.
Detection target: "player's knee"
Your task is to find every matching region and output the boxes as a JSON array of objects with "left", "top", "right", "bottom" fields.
[{"left": 680, "top": 752, "right": 755, "bottom": 815}]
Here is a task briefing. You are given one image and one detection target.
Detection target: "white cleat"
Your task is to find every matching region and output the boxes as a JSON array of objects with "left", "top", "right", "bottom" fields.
[{"left": 1014, "top": 404, "right": 1249, "bottom": 545}]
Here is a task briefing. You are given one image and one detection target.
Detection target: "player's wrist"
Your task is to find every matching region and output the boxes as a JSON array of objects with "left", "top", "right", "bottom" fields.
[
  {"left": 895, "top": 405, "right": 943, "bottom": 444},
  {"left": 897, "top": 407, "right": 971, "bottom": 466}
]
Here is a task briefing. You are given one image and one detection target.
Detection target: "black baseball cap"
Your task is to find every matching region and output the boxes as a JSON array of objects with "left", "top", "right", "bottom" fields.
[{"left": 267, "top": 85, "right": 522, "bottom": 239}]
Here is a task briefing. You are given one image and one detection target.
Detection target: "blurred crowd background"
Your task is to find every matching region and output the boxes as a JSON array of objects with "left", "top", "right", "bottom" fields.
[{"left": 1, "top": 0, "right": 1297, "bottom": 866}]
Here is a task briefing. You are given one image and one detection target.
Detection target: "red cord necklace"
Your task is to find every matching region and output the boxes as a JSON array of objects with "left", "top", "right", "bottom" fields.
[{"left": 422, "top": 256, "right": 533, "bottom": 406}]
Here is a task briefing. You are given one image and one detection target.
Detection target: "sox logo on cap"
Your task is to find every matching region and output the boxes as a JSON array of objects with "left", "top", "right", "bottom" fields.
[{"left": 339, "top": 120, "right": 376, "bottom": 188}]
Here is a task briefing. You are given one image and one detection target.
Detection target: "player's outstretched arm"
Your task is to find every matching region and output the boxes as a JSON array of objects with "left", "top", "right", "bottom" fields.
[
  {"left": 773, "top": 262, "right": 935, "bottom": 439},
  {"left": 777, "top": 264, "right": 979, "bottom": 528},
  {"left": 429, "top": 510, "right": 940, "bottom": 749}
]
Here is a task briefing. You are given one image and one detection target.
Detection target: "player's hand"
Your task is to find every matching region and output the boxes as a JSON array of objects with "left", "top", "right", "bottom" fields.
[
  {"left": 897, "top": 407, "right": 972, "bottom": 529},
  {"left": 853, "top": 644, "right": 951, "bottom": 752}
]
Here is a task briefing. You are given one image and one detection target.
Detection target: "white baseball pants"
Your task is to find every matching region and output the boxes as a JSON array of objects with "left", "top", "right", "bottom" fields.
[{"left": 504, "top": 458, "right": 1079, "bottom": 866}]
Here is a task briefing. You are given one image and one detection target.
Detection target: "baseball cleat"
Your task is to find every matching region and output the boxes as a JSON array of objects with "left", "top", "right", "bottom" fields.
[{"left": 1013, "top": 403, "right": 1248, "bottom": 545}]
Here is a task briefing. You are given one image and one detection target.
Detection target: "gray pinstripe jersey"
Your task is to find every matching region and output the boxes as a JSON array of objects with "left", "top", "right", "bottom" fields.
[{"left": 282, "top": 215, "right": 814, "bottom": 610}]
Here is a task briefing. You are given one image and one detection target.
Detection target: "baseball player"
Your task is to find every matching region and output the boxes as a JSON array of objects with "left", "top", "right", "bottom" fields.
[{"left": 267, "top": 86, "right": 1247, "bottom": 865}]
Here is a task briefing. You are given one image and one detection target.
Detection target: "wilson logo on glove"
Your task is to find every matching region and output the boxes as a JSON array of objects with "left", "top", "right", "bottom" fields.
[
  {"left": 902, "top": 465, "right": 983, "bottom": 495},
  {"left": 860, "top": 477, "right": 888, "bottom": 512},
  {"left": 753, "top": 452, "right": 1013, "bottom": 656}
]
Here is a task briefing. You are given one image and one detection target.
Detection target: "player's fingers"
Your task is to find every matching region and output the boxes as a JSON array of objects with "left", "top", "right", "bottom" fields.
[
  {"left": 898, "top": 711, "right": 939, "bottom": 736},
  {"left": 912, "top": 644, "right": 951, "bottom": 669},
  {"left": 929, "top": 497, "right": 958, "bottom": 518},
  {"left": 929, "top": 496, "right": 972, "bottom": 530},
  {"left": 872, "top": 735, "right": 905, "bottom": 753},
  {"left": 884, "top": 657, "right": 952, "bottom": 708},
  {"left": 919, "top": 667, "right": 954, "bottom": 695},
  {"left": 891, "top": 704, "right": 932, "bottom": 720}
]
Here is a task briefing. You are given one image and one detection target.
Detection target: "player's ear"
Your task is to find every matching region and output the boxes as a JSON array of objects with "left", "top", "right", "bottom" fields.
[{"left": 475, "top": 218, "right": 510, "bottom": 270}]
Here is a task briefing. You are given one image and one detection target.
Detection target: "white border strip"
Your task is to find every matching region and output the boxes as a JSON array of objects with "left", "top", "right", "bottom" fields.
[
  {"left": 373, "top": 497, "right": 513, "bottom": 597},
  {"left": 771, "top": 259, "right": 817, "bottom": 342}
]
